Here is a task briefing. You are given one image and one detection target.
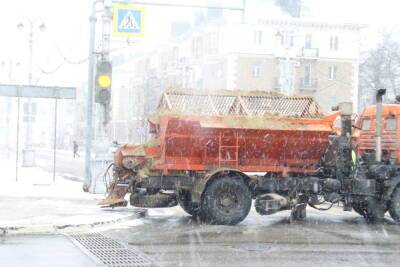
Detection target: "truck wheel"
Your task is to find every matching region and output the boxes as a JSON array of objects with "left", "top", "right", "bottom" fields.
[
  {"left": 177, "top": 190, "right": 200, "bottom": 216},
  {"left": 201, "top": 177, "right": 252, "bottom": 225},
  {"left": 356, "top": 200, "right": 386, "bottom": 223},
  {"left": 389, "top": 186, "right": 400, "bottom": 222}
]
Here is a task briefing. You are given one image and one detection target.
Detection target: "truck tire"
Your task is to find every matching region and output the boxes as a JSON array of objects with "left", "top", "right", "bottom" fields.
[
  {"left": 177, "top": 190, "right": 200, "bottom": 216},
  {"left": 355, "top": 200, "right": 386, "bottom": 223},
  {"left": 201, "top": 177, "right": 252, "bottom": 225},
  {"left": 389, "top": 186, "right": 400, "bottom": 222},
  {"left": 130, "top": 193, "right": 177, "bottom": 208}
]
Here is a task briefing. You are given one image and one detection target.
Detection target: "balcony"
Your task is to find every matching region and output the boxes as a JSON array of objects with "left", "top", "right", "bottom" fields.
[
  {"left": 299, "top": 78, "right": 318, "bottom": 92},
  {"left": 300, "top": 47, "right": 319, "bottom": 59}
]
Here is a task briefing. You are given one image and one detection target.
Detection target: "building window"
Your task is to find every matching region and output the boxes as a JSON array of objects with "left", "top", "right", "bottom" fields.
[
  {"left": 305, "top": 34, "right": 312, "bottom": 49},
  {"left": 386, "top": 117, "right": 397, "bottom": 131},
  {"left": 206, "top": 32, "right": 219, "bottom": 55},
  {"left": 192, "top": 36, "right": 203, "bottom": 58},
  {"left": 281, "top": 32, "right": 294, "bottom": 49},
  {"left": 330, "top": 36, "right": 339, "bottom": 51},
  {"left": 304, "top": 64, "right": 311, "bottom": 85},
  {"left": 328, "top": 65, "right": 337, "bottom": 80},
  {"left": 361, "top": 118, "right": 371, "bottom": 130},
  {"left": 252, "top": 64, "right": 261, "bottom": 78},
  {"left": 287, "top": 34, "right": 294, "bottom": 48},
  {"left": 254, "top": 31, "right": 263, "bottom": 45}
]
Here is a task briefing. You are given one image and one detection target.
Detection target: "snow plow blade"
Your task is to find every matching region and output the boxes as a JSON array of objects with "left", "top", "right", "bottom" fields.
[{"left": 98, "top": 181, "right": 129, "bottom": 208}]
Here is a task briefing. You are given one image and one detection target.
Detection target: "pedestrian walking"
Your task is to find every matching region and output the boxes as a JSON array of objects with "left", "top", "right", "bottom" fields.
[{"left": 73, "top": 140, "right": 80, "bottom": 158}]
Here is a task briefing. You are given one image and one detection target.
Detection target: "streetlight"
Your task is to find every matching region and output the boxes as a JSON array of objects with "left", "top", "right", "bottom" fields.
[{"left": 17, "top": 18, "right": 46, "bottom": 167}]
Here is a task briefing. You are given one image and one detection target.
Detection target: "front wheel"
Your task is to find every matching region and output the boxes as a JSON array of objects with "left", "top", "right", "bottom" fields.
[
  {"left": 201, "top": 177, "right": 252, "bottom": 225},
  {"left": 389, "top": 186, "right": 400, "bottom": 223}
]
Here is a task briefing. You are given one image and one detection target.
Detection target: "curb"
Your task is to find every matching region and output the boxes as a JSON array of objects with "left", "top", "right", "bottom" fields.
[{"left": 0, "top": 209, "right": 147, "bottom": 236}]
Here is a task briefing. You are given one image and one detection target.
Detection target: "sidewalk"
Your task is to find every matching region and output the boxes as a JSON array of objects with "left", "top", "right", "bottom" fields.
[{"left": 0, "top": 157, "right": 136, "bottom": 236}]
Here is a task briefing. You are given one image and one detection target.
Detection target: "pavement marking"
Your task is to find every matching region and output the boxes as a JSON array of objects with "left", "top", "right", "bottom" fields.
[{"left": 68, "top": 232, "right": 158, "bottom": 267}]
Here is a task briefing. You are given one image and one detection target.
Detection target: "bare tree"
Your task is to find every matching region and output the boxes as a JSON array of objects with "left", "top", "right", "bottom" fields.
[{"left": 359, "top": 34, "right": 400, "bottom": 110}]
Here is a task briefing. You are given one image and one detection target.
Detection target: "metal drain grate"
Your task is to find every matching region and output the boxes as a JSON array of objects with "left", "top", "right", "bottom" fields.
[{"left": 69, "top": 233, "right": 157, "bottom": 267}]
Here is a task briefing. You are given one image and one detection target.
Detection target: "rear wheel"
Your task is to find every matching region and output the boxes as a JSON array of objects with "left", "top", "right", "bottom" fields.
[
  {"left": 354, "top": 199, "right": 386, "bottom": 223},
  {"left": 201, "top": 177, "right": 252, "bottom": 225},
  {"left": 389, "top": 186, "right": 400, "bottom": 222}
]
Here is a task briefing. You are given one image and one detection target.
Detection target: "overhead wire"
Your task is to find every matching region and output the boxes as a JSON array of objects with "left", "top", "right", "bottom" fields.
[
  {"left": 34, "top": 19, "right": 88, "bottom": 76},
  {"left": 35, "top": 60, "right": 65, "bottom": 75},
  {"left": 54, "top": 41, "right": 89, "bottom": 65}
]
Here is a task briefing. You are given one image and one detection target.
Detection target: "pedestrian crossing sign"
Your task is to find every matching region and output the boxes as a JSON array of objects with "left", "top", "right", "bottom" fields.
[{"left": 113, "top": 4, "right": 144, "bottom": 38}]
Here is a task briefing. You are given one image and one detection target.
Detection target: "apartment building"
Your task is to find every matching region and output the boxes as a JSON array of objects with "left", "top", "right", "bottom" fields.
[
  {"left": 110, "top": 17, "right": 365, "bottom": 143},
  {"left": 177, "top": 19, "right": 365, "bottom": 112}
]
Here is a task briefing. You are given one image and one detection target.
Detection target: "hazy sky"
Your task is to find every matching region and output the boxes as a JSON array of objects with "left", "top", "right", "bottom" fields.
[{"left": 0, "top": 0, "right": 399, "bottom": 88}]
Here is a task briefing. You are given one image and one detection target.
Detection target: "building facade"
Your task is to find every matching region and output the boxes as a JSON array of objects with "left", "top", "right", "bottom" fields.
[
  {"left": 175, "top": 19, "right": 364, "bottom": 112},
  {"left": 110, "top": 17, "right": 365, "bottom": 144}
]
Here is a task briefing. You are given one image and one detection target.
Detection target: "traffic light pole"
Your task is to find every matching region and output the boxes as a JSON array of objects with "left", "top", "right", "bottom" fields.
[
  {"left": 84, "top": 0, "right": 113, "bottom": 192},
  {"left": 84, "top": 0, "right": 100, "bottom": 191}
]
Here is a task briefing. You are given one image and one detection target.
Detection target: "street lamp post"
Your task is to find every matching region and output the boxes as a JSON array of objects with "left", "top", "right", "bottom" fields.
[{"left": 17, "top": 19, "right": 46, "bottom": 167}]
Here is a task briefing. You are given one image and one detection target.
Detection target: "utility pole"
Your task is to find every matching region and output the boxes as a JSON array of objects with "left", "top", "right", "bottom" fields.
[
  {"left": 99, "top": 0, "right": 113, "bottom": 124},
  {"left": 83, "top": 0, "right": 101, "bottom": 191},
  {"left": 24, "top": 21, "right": 34, "bottom": 167},
  {"left": 84, "top": 0, "right": 113, "bottom": 192},
  {"left": 242, "top": 0, "right": 246, "bottom": 23},
  {"left": 102, "top": 0, "right": 112, "bottom": 61}
]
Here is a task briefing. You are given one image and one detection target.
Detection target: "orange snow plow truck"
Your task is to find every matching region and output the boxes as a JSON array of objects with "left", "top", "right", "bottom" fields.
[{"left": 99, "top": 88, "right": 400, "bottom": 225}]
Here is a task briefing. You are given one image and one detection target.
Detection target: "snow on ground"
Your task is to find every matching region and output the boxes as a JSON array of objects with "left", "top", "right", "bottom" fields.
[
  {"left": 0, "top": 156, "right": 136, "bottom": 235},
  {"left": 0, "top": 155, "right": 394, "bottom": 236},
  {"left": 0, "top": 156, "right": 96, "bottom": 199}
]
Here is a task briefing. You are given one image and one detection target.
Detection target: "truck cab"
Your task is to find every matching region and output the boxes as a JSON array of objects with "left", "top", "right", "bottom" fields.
[{"left": 355, "top": 104, "right": 400, "bottom": 164}]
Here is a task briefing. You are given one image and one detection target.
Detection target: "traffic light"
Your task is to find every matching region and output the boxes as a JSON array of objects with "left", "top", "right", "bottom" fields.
[{"left": 95, "top": 60, "right": 112, "bottom": 104}]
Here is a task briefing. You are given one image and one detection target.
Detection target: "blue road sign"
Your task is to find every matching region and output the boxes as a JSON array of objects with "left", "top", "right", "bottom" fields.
[{"left": 113, "top": 4, "right": 144, "bottom": 37}]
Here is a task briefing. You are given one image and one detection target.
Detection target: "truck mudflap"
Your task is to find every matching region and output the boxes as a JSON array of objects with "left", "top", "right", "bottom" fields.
[{"left": 98, "top": 180, "right": 129, "bottom": 207}]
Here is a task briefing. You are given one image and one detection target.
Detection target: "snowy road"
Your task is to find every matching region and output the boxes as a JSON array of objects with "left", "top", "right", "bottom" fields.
[
  {"left": 98, "top": 207, "right": 400, "bottom": 267},
  {"left": 35, "top": 148, "right": 85, "bottom": 179},
  {"left": 1, "top": 207, "right": 400, "bottom": 266}
]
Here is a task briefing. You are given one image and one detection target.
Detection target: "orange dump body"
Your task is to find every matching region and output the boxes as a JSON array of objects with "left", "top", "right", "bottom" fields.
[
  {"left": 152, "top": 115, "right": 335, "bottom": 175},
  {"left": 355, "top": 104, "right": 400, "bottom": 163},
  {"left": 116, "top": 89, "right": 339, "bottom": 176}
]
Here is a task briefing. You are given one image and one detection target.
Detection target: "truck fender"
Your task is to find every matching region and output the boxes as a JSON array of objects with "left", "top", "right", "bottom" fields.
[
  {"left": 384, "top": 176, "right": 400, "bottom": 201},
  {"left": 191, "top": 168, "right": 253, "bottom": 203}
]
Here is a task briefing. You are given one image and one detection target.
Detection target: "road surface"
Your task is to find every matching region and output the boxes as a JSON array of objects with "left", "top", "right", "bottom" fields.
[
  {"left": 102, "top": 207, "right": 400, "bottom": 267},
  {"left": 35, "top": 148, "right": 84, "bottom": 179},
  {"left": 2, "top": 207, "right": 400, "bottom": 267}
]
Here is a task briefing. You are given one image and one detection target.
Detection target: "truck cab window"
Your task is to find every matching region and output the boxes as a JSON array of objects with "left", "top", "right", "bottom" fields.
[
  {"left": 361, "top": 118, "right": 371, "bottom": 130},
  {"left": 385, "top": 117, "right": 397, "bottom": 131}
]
